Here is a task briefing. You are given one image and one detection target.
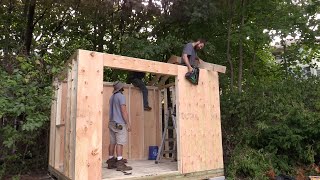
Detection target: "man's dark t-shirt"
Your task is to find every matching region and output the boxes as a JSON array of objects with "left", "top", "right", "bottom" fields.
[{"left": 181, "top": 42, "right": 197, "bottom": 67}]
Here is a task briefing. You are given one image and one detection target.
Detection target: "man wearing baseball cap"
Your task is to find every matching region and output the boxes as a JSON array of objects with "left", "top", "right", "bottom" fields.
[{"left": 106, "top": 81, "right": 132, "bottom": 171}]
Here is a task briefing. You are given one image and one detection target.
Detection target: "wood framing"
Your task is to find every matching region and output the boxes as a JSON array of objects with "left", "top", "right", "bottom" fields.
[
  {"left": 175, "top": 66, "right": 224, "bottom": 173},
  {"left": 101, "top": 83, "right": 161, "bottom": 161},
  {"left": 118, "top": 168, "right": 224, "bottom": 180},
  {"left": 165, "top": 55, "right": 226, "bottom": 73},
  {"left": 49, "top": 79, "right": 58, "bottom": 167},
  {"left": 74, "top": 51, "right": 103, "bottom": 180},
  {"left": 103, "top": 54, "right": 178, "bottom": 76},
  {"left": 49, "top": 49, "right": 226, "bottom": 180},
  {"left": 64, "top": 57, "right": 78, "bottom": 179}
]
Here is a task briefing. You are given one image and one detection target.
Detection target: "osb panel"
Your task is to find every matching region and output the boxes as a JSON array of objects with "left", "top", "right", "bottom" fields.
[
  {"left": 210, "top": 71, "right": 224, "bottom": 170},
  {"left": 176, "top": 66, "right": 224, "bottom": 174}
]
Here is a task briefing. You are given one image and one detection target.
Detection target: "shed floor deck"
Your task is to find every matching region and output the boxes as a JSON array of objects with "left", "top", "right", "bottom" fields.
[{"left": 102, "top": 159, "right": 178, "bottom": 180}]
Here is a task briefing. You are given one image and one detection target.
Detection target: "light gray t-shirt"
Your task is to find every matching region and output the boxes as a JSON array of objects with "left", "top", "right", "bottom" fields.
[
  {"left": 109, "top": 92, "right": 126, "bottom": 124},
  {"left": 181, "top": 42, "right": 197, "bottom": 67}
]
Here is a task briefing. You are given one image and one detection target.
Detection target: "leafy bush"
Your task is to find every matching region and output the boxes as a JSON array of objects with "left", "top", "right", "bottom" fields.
[
  {"left": 222, "top": 76, "right": 320, "bottom": 179},
  {"left": 0, "top": 56, "right": 54, "bottom": 178},
  {"left": 226, "top": 146, "right": 272, "bottom": 179}
]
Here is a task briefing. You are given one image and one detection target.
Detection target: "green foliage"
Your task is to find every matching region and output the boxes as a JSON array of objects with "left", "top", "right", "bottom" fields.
[
  {"left": 0, "top": 55, "right": 54, "bottom": 177},
  {"left": 103, "top": 35, "right": 184, "bottom": 82},
  {"left": 222, "top": 76, "right": 320, "bottom": 178},
  {"left": 227, "top": 146, "right": 271, "bottom": 179},
  {"left": 1, "top": 0, "right": 319, "bottom": 178},
  {"left": 120, "top": 35, "right": 184, "bottom": 61}
]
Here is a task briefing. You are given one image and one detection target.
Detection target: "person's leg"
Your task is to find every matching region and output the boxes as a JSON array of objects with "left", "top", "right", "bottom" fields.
[
  {"left": 141, "top": 85, "right": 149, "bottom": 109},
  {"left": 116, "top": 144, "right": 123, "bottom": 159},
  {"left": 131, "top": 78, "right": 151, "bottom": 110},
  {"left": 106, "top": 123, "right": 118, "bottom": 169},
  {"left": 115, "top": 124, "right": 132, "bottom": 171},
  {"left": 109, "top": 144, "right": 116, "bottom": 158},
  {"left": 108, "top": 123, "right": 116, "bottom": 158}
]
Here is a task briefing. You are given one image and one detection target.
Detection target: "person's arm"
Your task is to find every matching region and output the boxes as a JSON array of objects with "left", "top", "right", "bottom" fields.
[
  {"left": 120, "top": 105, "right": 131, "bottom": 132},
  {"left": 182, "top": 44, "right": 194, "bottom": 73},
  {"left": 182, "top": 54, "right": 193, "bottom": 73},
  {"left": 196, "top": 56, "right": 205, "bottom": 66}
]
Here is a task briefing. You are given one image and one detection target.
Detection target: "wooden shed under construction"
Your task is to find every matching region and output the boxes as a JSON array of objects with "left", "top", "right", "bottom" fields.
[{"left": 48, "top": 49, "right": 226, "bottom": 180}]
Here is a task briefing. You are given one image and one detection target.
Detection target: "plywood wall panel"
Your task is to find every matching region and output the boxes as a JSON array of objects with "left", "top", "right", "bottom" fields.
[
  {"left": 210, "top": 71, "right": 224, "bottom": 170},
  {"left": 143, "top": 89, "right": 157, "bottom": 158},
  {"left": 102, "top": 84, "right": 160, "bottom": 161},
  {"left": 128, "top": 87, "right": 144, "bottom": 159},
  {"left": 176, "top": 66, "right": 224, "bottom": 174}
]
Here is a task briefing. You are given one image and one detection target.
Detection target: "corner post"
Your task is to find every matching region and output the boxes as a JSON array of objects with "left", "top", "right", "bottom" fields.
[{"left": 74, "top": 50, "right": 104, "bottom": 180}]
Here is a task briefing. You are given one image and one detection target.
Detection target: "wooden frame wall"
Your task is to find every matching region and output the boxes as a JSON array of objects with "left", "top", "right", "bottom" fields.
[
  {"left": 175, "top": 66, "right": 224, "bottom": 173},
  {"left": 102, "top": 83, "right": 161, "bottom": 161},
  {"left": 49, "top": 49, "right": 225, "bottom": 180}
]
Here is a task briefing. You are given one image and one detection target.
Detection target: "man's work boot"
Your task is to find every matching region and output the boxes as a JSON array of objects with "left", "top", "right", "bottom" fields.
[
  {"left": 106, "top": 157, "right": 117, "bottom": 169},
  {"left": 116, "top": 159, "right": 132, "bottom": 171},
  {"left": 144, "top": 106, "right": 152, "bottom": 111},
  {"left": 122, "top": 158, "right": 128, "bottom": 163}
]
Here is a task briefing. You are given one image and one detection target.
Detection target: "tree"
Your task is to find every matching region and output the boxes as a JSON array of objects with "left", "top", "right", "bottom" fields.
[{"left": 1, "top": 0, "right": 319, "bottom": 178}]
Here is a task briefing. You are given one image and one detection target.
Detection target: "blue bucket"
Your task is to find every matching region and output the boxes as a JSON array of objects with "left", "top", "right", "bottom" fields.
[{"left": 148, "top": 146, "right": 158, "bottom": 160}]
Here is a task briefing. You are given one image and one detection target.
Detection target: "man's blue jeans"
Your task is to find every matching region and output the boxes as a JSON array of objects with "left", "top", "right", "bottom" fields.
[{"left": 131, "top": 78, "right": 149, "bottom": 108}]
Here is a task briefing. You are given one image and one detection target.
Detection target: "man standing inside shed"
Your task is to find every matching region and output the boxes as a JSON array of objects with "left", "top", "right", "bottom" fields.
[{"left": 106, "top": 81, "right": 132, "bottom": 171}]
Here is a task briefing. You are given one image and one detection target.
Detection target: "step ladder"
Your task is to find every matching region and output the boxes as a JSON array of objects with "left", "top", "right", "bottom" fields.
[{"left": 155, "top": 107, "right": 177, "bottom": 164}]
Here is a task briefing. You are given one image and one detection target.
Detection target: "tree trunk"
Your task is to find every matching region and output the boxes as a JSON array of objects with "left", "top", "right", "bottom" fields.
[
  {"left": 97, "top": 22, "right": 106, "bottom": 52},
  {"left": 24, "top": 0, "right": 36, "bottom": 55},
  {"left": 3, "top": 1, "right": 15, "bottom": 73},
  {"left": 226, "top": 0, "right": 234, "bottom": 92},
  {"left": 251, "top": 42, "right": 257, "bottom": 76},
  {"left": 281, "top": 38, "right": 288, "bottom": 77},
  {"left": 238, "top": 0, "right": 245, "bottom": 93},
  {"left": 21, "top": 0, "right": 30, "bottom": 41},
  {"left": 109, "top": 8, "right": 115, "bottom": 53}
]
